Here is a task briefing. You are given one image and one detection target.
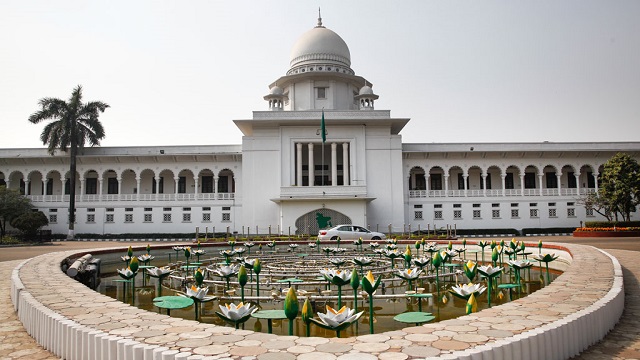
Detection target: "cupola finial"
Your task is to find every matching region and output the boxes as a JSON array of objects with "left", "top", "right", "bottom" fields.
[{"left": 317, "top": 7, "right": 323, "bottom": 27}]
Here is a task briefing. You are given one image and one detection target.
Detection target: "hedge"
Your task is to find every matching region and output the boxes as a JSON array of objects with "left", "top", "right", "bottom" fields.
[
  {"left": 584, "top": 221, "right": 640, "bottom": 228},
  {"left": 521, "top": 227, "right": 576, "bottom": 236}
]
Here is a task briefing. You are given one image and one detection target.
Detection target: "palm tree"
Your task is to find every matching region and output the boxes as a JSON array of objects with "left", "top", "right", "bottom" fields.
[{"left": 28, "top": 85, "right": 109, "bottom": 239}]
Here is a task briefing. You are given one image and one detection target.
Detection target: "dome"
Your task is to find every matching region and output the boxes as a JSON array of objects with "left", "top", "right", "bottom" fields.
[
  {"left": 270, "top": 86, "right": 284, "bottom": 95},
  {"left": 359, "top": 85, "right": 373, "bottom": 95},
  {"left": 289, "top": 23, "right": 351, "bottom": 70}
]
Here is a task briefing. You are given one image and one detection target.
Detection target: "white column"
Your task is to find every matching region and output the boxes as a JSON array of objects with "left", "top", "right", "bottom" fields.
[
  {"left": 80, "top": 178, "right": 85, "bottom": 196},
  {"left": 425, "top": 174, "right": 430, "bottom": 196},
  {"left": 556, "top": 174, "right": 562, "bottom": 196},
  {"left": 98, "top": 179, "right": 104, "bottom": 197},
  {"left": 501, "top": 175, "right": 506, "bottom": 196},
  {"left": 342, "top": 142, "right": 349, "bottom": 185},
  {"left": 482, "top": 174, "right": 487, "bottom": 196},
  {"left": 520, "top": 175, "right": 525, "bottom": 195},
  {"left": 214, "top": 176, "right": 219, "bottom": 194},
  {"left": 24, "top": 180, "right": 30, "bottom": 195},
  {"left": 194, "top": 177, "right": 199, "bottom": 196},
  {"left": 594, "top": 172, "right": 600, "bottom": 192},
  {"left": 538, "top": 174, "right": 543, "bottom": 195},
  {"left": 296, "top": 143, "right": 303, "bottom": 186},
  {"left": 174, "top": 177, "right": 180, "bottom": 195},
  {"left": 444, "top": 175, "right": 450, "bottom": 197},
  {"left": 308, "top": 143, "right": 314, "bottom": 186},
  {"left": 463, "top": 174, "right": 468, "bottom": 197},
  {"left": 117, "top": 177, "right": 122, "bottom": 197},
  {"left": 136, "top": 177, "right": 141, "bottom": 200},
  {"left": 331, "top": 143, "right": 337, "bottom": 186},
  {"left": 575, "top": 173, "right": 581, "bottom": 195}
]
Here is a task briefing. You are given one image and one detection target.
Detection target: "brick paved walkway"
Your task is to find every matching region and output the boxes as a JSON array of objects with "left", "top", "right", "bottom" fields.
[{"left": 0, "top": 240, "right": 638, "bottom": 359}]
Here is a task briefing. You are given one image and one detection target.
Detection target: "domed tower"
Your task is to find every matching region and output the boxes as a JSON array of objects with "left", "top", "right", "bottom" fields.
[
  {"left": 354, "top": 83, "right": 379, "bottom": 110},
  {"left": 264, "top": 13, "right": 377, "bottom": 111}
]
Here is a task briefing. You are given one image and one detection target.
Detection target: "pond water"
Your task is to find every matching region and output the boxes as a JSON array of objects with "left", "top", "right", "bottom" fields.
[{"left": 93, "top": 245, "right": 560, "bottom": 337}]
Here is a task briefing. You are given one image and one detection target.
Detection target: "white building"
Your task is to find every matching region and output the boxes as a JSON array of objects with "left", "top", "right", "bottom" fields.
[{"left": 1, "top": 17, "right": 639, "bottom": 236}]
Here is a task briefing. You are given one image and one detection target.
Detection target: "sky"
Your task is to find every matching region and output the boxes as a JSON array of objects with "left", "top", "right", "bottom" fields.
[{"left": 1, "top": 1, "right": 639, "bottom": 149}]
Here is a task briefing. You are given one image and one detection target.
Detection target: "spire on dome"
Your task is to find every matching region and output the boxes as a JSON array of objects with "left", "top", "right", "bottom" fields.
[{"left": 316, "top": 7, "right": 324, "bottom": 28}]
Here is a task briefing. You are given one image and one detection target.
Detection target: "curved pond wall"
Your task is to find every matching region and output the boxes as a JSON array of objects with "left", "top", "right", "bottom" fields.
[{"left": 11, "top": 243, "right": 623, "bottom": 360}]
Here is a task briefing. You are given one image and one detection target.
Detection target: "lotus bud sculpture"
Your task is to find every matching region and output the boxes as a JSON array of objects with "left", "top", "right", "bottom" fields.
[
  {"left": 238, "top": 265, "right": 248, "bottom": 302},
  {"left": 267, "top": 240, "right": 276, "bottom": 250},
  {"left": 361, "top": 271, "right": 382, "bottom": 334},
  {"left": 491, "top": 247, "right": 499, "bottom": 266},
  {"left": 146, "top": 244, "right": 151, "bottom": 255},
  {"left": 463, "top": 260, "right": 477, "bottom": 282},
  {"left": 477, "top": 240, "right": 489, "bottom": 264},
  {"left": 477, "top": 265, "right": 503, "bottom": 307},
  {"left": 302, "top": 298, "right": 314, "bottom": 336},
  {"left": 310, "top": 305, "right": 364, "bottom": 338},
  {"left": 538, "top": 239, "right": 543, "bottom": 254},
  {"left": 431, "top": 250, "right": 443, "bottom": 297},
  {"left": 284, "top": 287, "right": 299, "bottom": 335},
  {"left": 404, "top": 245, "right": 412, "bottom": 268},
  {"left": 466, "top": 293, "right": 478, "bottom": 314},
  {"left": 253, "top": 258, "right": 262, "bottom": 297},
  {"left": 350, "top": 269, "right": 360, "bottom": 312},
  {"left": 216, "top": 302, "right": 257, "bottom": 329},
  {"left": 448, "top": 241, "right": 453, "bottom": 250}
]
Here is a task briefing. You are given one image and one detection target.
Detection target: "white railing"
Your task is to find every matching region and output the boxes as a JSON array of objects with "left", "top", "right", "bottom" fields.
[
  {"left": 429, "top": 190, "right": 447, "bottom": 197},
  {"left": 467, "top": 190, "right": 484, "bottom": 197},
  {"left": 448, "top": 190, "right": 465, "bottom": 197},
  {"left": 486, "top": 189, "right": 502, "bottom": 197},
  {"left": 409, "top": 190, "right": 428, "bottom": 198},
  {"left": 541, "top": 188, "right": 559, "bottom": 196},
  {"left": 27, "top": 193, "right": 235, "bottom": 203},
  {"left": 280, "top": 185, "right": 367, "bottom": 198},
  {"left": 522, "top": 189, "right": 539, "bottom": 196}
]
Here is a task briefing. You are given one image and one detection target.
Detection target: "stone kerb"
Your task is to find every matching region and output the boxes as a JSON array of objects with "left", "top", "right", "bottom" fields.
[{"left": 11, "top": 244, "right": 623, "bottom": 360}]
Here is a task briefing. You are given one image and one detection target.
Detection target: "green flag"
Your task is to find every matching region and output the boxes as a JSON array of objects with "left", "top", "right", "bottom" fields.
[{"left": 321, "top": 110, "right": 326, "bottom": 143}]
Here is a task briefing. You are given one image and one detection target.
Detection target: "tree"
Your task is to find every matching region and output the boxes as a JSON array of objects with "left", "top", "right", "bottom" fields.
[
  {"left": 10, "top": 211, "right": 49, "bottom": 237},
  {"left": 577, "top": 191, "right": 614, "bottom": 222},
  {"left": 0, "top": 186, "right": 33, "bottom": 238},
  {"left": 598, "top": 153, "right": 640, "bottom": 222},
  {"left": 28, "top": 85, "right": 109, "bottom": 239}
]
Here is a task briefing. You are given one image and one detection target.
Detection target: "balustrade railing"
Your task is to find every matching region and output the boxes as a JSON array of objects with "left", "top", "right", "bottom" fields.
[{"left": 27, "top": 192, "right": 235, "bottom": 203}]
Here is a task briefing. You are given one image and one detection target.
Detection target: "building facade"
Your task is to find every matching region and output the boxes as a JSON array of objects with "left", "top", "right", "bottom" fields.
[{"left": 1, "top": 18, "right": 639, "bottom": 236}]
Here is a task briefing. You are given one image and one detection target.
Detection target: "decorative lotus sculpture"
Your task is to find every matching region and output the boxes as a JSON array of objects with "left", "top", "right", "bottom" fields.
[
  {"left": 310, "top": 305, "right": 364, "bottom": 338},
  {"left": 466, "top": 293, "right": 478, "bottom": 314},
  {"left": 147, "top": 266, "right": 173, "bottom": 278},
  {"left": 216, "top": 302, "right": 257, "bottom": 329},
  {"left": 396, "top": 267, "right": 422, "bottom": 291},
  {"left": 253, "top": 259, "right": 262, "bottom": 297},
  {"left": 320, "top": 269, "right": 352, "bottom": 307},
  {"left": 192, "top": 249, "right": 206, "bottom": 262},
  {"left": 117, "top": 267, "right": 135, "bottom": 280},
  {"left": 353, "top": 237, "right": 363, "bottom": 252},
  {"left": 369, "top": 242, "right": 380, "bottom": 250},
  {"left": 449, "top": 282, "right": 487, "bottom": 300},
  {"left": 138, "top": 253, "right": 154, "bottom": 265},
  {"left": 532, "top": 253, "right": 559, "bottom": 285},
  {"left": 383, "top": 249, "right": 402, "bottom": 269},
  {"left": 352, "top": 257, "right": 373, "bottom": 274},
  {"left": 210, "top": 264, "right": 240, "bottom": 290},
  {"left": 244, "top": 242, "right": 255, "bottom": 254},
  {"left": 431, "top": 250, "right": 444, "bottom": 297},
  {"left": 186, "top": 285, "right": 209, "bottom": 300},
  {"left": 477, "top": 240, "right": 489, "bottom": 263},
  {"left": 403, "top": 245, "right": 412, "bottom": 268},
  {"left": 507, "top": 259, "right": 533, "bottom": 289},
  {"left": 329, "top": 258, "right": 346, "bottom": 267},
  {"left": 477, "top": 265, "right": 503, "bottom": 307}
]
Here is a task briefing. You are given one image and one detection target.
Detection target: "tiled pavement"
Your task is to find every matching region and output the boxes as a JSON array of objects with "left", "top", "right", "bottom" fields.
[{"left": 0, "top": 243, "right": 638, "bottom": 359}]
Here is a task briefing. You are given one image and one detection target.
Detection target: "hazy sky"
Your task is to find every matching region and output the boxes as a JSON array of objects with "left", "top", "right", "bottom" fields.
[{"left": 1, "top": 1, "right": 639, "bottom": 149}]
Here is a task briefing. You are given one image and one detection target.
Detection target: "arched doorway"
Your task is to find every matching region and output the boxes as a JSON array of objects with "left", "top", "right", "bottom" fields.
[{"left": 295, "top": 208, "right": 352, "bottom": 235}]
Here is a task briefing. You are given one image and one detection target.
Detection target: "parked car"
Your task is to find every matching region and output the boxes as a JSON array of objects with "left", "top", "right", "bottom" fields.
[{"left": 317, "top": 225, "right": 386, "bottom": 241}]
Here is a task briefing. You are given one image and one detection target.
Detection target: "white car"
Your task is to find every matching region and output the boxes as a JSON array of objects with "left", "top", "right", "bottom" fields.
[{"left": 317, "top": 225, "right": 386, "bottom": 241}]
